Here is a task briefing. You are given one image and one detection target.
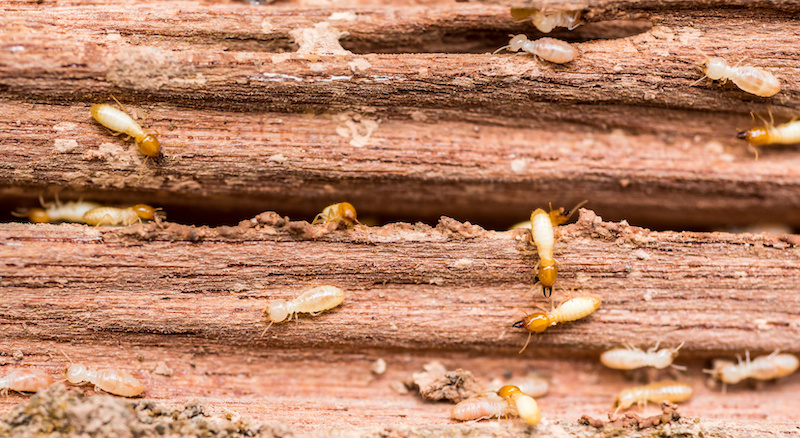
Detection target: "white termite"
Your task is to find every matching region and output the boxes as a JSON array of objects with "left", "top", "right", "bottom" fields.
[
  {"left": 510, "top": 8, "right": 582, "bottom": 33},
  {"left": 82, "top": 204, "right": 158, "bottom": 226},
  {"left": 0, "top": 369, "right": 54, "bottom": 395},
  {"left": 13, "top": 195, "right": 101, "bottom": 224},
  {"left": 90, "top": 99, "right": 162, "bottom": 160},
  {"left": 613, "top": 381, "right": 693, "bottom": 413},
  {"left": 695, "top": 57, "right": 780, "bottom": 97},
  {"left": 451, "top": 391, "right": 515, "bottom": 422},
  {"left": 262, "top": 285, "right": 346, "bottom": 335},
  {"left": 601, "top": 342, "right": 686, "bottom": 371},
  {"left": 66, "top": 363, "right": 144, "bottom": 397},
  {"left": 495, "top": 35, "right": 578, "bottom": 64},
  {"left": 706, "top": 350, "right": 799, "bottom": 385}
]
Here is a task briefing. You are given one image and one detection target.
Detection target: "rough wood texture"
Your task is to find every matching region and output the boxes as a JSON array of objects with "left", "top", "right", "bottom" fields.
[
  {"left": 1, "top": 210, "right": 799, "bottom": 435},
  {"left": 2, "top": 0, "right": 800, "bottom": 229},
  {"left": 2, "top": 0, "right": 800, "bottom": 436}
]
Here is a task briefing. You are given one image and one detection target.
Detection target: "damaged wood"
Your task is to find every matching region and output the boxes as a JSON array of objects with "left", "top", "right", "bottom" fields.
[
  {"left": 2, "top": 1, "right": 800, "bottom": 229},
  {"left": 0, "top": 211, "right": 799, "bottom": 434},
  {"left": 1, "top": 210, "right": 798, "bottom": 353}
]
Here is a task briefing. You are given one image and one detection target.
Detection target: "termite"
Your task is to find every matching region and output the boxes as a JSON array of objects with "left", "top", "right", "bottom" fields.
[
  {"left": 82, "top": 204, "right": 159, "bottom": 226},
  {"left": 694, "top": 57, "right": 780, "bottom": 97},
  {"left": 613, "top": 381, "right": 693, "bottom": 413},
  {"left": 705, "top": 350, "right": 799, "bottom": 385},
  {"left": 262, "top": 285, "right": 346, "bottom": 335},
  {"left": 13, "top": 195, "right": 100, "bottom": 224},
  {"left": 527, "top": 200, "right": 587, "bottom": 298},
  {"left": 513, "top": 295, "right": 601, "bottom": 353},
  {"left": 737, "top": 114, "right": 800, "bottom": 159},
  {"left": 509, "top": 8, "right": 582, "bottom": 33},
  {"left": 90, "top": 97, "right": 164, "bottom": 163},
  {"left": 451, "top": 391, "right": 516, "bottom": 422},
  {"left": 497, "top": 385, "right": 541, "bottom": 426},
  {"left": 312, "top": 202, "right": 360, "bottom": 228},
  {"left": 0, "top": 369, "right": 54, "bottom": 395},
  {"left": 66, "top": 363, "right": 144, "bottom": 397},
  {"left": 495, "top": 35, "right": 577, "bottom": 64},
  {"left": 601, "top": 342, "right": 687, "bottom": 371}
]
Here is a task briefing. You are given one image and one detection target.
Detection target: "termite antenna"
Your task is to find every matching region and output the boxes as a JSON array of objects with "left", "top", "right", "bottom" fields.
[
  {"left": 564, "top": 199, "right": 588, "bottom": 221},
  {"left": 690, "top": 75, "right": 708, "bottom": 87},
  {"left": 518, "top": 332, "right": 533, "bottom": 354},
  {"left": 259, "top": 321, "right": 275, "bottom": 338},
  {"left": 60, "top": 349, "right": 74, "bottom": 365},
  {"left": 493, "top": 44, "right": 511, "bottom": 55}
]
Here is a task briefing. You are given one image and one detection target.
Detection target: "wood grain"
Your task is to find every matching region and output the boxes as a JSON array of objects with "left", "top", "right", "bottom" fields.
[
  {"left": 2, "top": 0, "right": 800, "bottom": 435},
  {"left": 1, "top": 210, "right": 799, "bottom": 433},
  {"left": 2, "top": 1, "right": 800, "bottom": 229}
]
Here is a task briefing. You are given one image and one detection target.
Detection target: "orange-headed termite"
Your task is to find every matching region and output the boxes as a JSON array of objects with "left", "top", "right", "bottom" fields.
[
  {"left": 737, "top": 116, "right": 800, "bottom": 158},
  {"left": 497, "top": 385, "right": 541, "bottom": 425},
  {"left": 613, "top": 381, "right": 693, "bottom": 413},
  {"left": 695, "top": 57, "right": 780, "bottom": 97},
  {"left": 527, "top": 201, "right": 587, "bottom": 298},
  {"left": 496, "top": 35, "right": 577, "bottom": 64},
  {"left": 0, "top": 369, "right": 54, "bottom": 395},
  {"left": 262, "top": 285, "right": 346, "bottom": 335},
  {"left": 90, "top": 98, "right": 164, "bottom": 161},
  {"left": 13, "top": 196, "right": 101, "bottom": 224},
  {"left": 601, "top": 342, "right": 687, "bottom": 371},
  {"left": 706, "top": 350, "right": 799, "bottom": 385},
  {"left": 510, "top": 9, "right": 582, "bottom": 33},
  {"left": 82, "top": 204, "right": 159, "bottom": 226},
  {"left": 312, "top": 202, "right": 360, "bottom": 228},
  {"left": 514, "top": 295, "right": 601, "bottom": 353},
  {"left": 66, "top": 363, "right": 144, "bottom": 397},
  {"left": 451, "top": 392, "right": 516, "bottom": 422}
]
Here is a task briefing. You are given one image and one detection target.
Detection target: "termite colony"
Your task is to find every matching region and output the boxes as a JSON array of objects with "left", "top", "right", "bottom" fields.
[{"left": 5, "top": 1, "right": 800, "bottom": 433}]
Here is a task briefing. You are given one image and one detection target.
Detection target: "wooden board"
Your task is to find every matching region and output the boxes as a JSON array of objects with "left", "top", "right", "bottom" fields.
[{"left": 1, "top": 0, "right": 799, "bottom": 436}]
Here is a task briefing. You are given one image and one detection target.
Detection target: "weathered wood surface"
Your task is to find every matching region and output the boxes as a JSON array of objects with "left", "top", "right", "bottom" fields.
[
  {"left": 4, "top": 100, "right": 800, "bottom": 230},
  {"left": 2, "top": 0, "right": 800, "bottom": 435},
  {"left": 1, "top": 210, "right": 799, "bottom": 432},
  {"left": 2, "top": 0, "right": 800, "bottom": 229}
]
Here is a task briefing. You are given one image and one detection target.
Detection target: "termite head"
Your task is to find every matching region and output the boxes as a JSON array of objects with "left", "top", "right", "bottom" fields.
[
  {"left": 65, "top": 363, "right": 88, "bottom": 384},
  {"left": 266, "top": 299, "right": 289, "bottom": 323},
  {"left": 537, "top": 259, "right": 557, "bottom": 289},
  {"left": 132, "top": 204, "right": 157, "bottom": 220},
  {"left": 28, "top": 208, "right": 51, "bottom": 223},
  {"left": 549, "top": 200, "right": 587, "bottom": 225},
  {"left": 497, "top": 385, "right": 522, "bottom": 400},
  {"left": 137, "top": 134, "right": 161, "bottom": 158},
  {"left": 737, "top": 127, "right": 770, "bottom": 146},
  {"left": 508, "top": 34, "right": 530, "bottom": 52},
  {"left": 703, "top": 57, "right": 728, "bottom": 81},
  {"left": 705, "top": 359, "right": 744, "bottom": 384},
  {"left": 613, "top": 390, "right": 636, "bottom": 411},
  {"left": 774, "top": 354, "right": 800, "bottom": 374},
  {"left": 336, "top": 202, "right": 359, "bottom": 227},
  {"left": 513, "top": 312, "right": 551, "bottom": 333},
  {"left": 652, "top": 349, "right": 679, "bottom": 369}
]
